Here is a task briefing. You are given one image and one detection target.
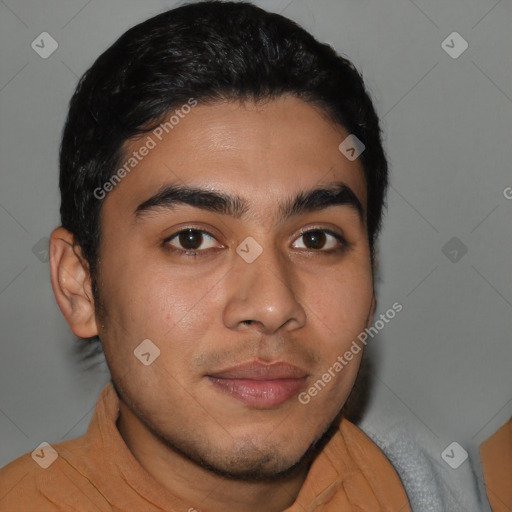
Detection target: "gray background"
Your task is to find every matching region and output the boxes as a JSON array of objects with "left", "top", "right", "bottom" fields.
[{"left": 0, "top": 0, "right": 511, "bottom": 499}]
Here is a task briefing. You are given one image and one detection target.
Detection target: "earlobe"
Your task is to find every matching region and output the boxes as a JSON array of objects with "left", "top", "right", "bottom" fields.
[{"left": 49, "top": 227, "right": 98, "bottom": 338}]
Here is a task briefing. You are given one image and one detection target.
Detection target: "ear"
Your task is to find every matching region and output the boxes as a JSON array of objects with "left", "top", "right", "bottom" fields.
[
  {"left": 49, "top": 227, "right": 98, "bottom": 338},
  {"left": 366, "top": 293, "right": 376, "bottom": 329}
]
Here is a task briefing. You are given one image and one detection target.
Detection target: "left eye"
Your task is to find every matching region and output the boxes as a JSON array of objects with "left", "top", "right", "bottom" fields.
[
  {"left": 292, "top": 229, "right": 343, "bottom": 251},
  {"left": 166, "top": 229, "right": 219, "bottom": 252}
]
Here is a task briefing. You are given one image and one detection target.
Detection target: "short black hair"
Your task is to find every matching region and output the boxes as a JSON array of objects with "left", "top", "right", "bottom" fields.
[{"left": 60, "top": 0, "right": 388, "bottom": 349}]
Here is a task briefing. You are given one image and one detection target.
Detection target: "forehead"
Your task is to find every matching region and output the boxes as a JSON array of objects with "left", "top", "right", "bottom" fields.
[{"left": 102, "top": 95, "right": 367, "bottom": 220}]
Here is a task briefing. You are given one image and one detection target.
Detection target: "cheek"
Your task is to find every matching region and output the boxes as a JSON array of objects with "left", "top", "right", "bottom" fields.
[
  {"left": 290, "top": 262, "right": 372, "bottom": 411},
  {"left": 305, "top": 264, "right": 374, "bottom": 343},
  {"left": 97, "top": 263, "right": 220, "bottom": 392},
  {"left": 98, "top": 252, "right": 221, "bottom": 351}
]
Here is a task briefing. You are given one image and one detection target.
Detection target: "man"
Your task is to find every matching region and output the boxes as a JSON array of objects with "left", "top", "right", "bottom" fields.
[{"left": 0, "top": 1, "right": 411, "bottom": 510}]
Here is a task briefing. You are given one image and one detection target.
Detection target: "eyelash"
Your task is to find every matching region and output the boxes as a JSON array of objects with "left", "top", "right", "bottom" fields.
[{"left": 163, "top": 227, "right": 347, "bottom": 258}]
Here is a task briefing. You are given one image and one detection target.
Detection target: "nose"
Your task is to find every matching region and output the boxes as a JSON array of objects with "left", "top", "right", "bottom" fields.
[{"left": 222, "top": 250, "right": 307, "bottom": 335}]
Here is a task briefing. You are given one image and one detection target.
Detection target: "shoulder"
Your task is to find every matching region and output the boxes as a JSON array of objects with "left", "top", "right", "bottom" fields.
[
  {"left": 332, "top": 417, "right": 411, "bottom": 511},
  {"left": 0, "top": 439, "right": 110, "bottom": 512},
  {"left": 338, "top": 418, "right": 408, "bottom": 485},
  {"left": 480, "top": 418, "right": 512, "bottom": 512}
]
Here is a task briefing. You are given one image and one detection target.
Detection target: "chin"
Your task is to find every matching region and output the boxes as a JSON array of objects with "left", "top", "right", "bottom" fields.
[
  {"left": 194, "top": 444, "right": 312, "bottom": 482},
  {"left": 174, "top": 419, "right": 336, "bottom": 483}
]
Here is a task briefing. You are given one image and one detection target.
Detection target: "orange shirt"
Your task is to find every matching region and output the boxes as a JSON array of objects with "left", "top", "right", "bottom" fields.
[
  {"left": 0, "top": 382, "right": 410, "bottom": 511},
  {"left": 480, "top": 419, "right": 512, "bottom": 512}
]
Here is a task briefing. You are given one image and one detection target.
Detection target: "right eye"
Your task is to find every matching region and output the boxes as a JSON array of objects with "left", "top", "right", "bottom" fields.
[{"left": 164, "top": 228, "right": 222, "bottom": 256}]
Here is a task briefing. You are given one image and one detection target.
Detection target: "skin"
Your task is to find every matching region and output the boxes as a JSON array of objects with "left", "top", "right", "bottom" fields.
[{"left": 50, "top": 95, "right": 376, "bottom": 512}]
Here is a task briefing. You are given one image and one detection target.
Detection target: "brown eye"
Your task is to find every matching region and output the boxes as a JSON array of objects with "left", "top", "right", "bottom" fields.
[
  {"left": 166, "top": 229, "right": 218, "bottom": 252},
  {"left": 302, "top": 230, "right": 326, "bottom": 250},
  {"left": 292, "top": 229, "right": 344, "bottom": 251},
  {"left": 178, "top": 229, "right": 203, "bottom": 250}
]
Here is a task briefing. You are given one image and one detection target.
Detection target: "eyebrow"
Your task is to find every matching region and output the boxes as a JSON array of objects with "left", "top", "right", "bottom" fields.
[{"left": 134, "top": 181, "right": 364, "bottom": 224}]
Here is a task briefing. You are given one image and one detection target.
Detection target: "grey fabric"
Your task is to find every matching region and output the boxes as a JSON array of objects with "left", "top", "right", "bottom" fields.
[{"left": 359, "top": 417, "right": 491, "bottom": 512}]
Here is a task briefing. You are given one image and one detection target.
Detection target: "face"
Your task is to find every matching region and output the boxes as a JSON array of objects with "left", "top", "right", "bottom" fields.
[{"left": 95, "top": 95, "right": 375, "bottom": 479}]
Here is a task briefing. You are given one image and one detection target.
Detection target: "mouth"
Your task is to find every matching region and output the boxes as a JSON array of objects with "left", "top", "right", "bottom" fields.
[{"left": 206, "top": 361, "right": 308, "bottom": 409}]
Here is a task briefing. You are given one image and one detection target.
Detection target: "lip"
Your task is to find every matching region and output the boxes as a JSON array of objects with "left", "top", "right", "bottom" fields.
[{"left": 206, "top": 361, "right": 308, "bottom": 409}]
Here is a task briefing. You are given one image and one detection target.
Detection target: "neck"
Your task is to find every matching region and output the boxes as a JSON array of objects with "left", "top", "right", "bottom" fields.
[{"left": 116, "top": 400, "right": 310, "bottom": 512}]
